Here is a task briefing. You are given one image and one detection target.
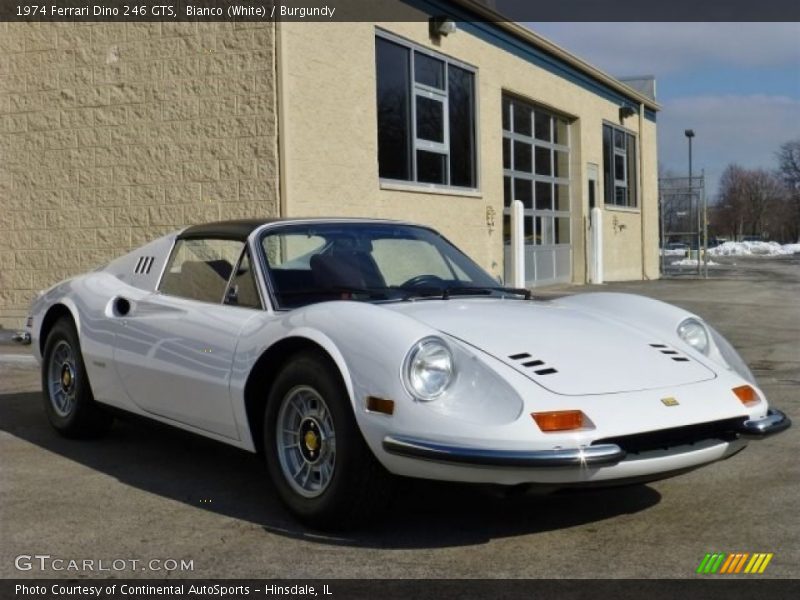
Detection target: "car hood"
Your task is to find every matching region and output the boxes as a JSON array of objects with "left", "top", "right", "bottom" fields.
[{"left": 385, "top": 298, "right": 716, "bottom": 395}]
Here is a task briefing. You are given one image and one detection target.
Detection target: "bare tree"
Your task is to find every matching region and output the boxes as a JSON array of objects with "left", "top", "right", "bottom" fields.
[{"left": 776, "top": 139, "right": 800, "bottom": 242}]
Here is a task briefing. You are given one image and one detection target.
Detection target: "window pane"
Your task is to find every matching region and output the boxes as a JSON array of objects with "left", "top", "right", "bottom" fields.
[
  {"left": 554, "top": 118, "right": 569, "bottom": 145},
  {"left": 512, "top": 101, "right": 531, "bottom": 136},
  {"left": 626, "top": 132, "right": 638, "bottom": 207},
  {"left": 416, "top": 95, "right": 444, "bottom": 143},
  {"left": 535, "top": 146, "right": 552, "bottom": 176},
  {"left": 376, "top": 38, "right": 411, "bottom": 181},
  {"left": 417, "top": 150, "right": 446, "bottom": 184},
  {"left": 602, "top": 124, "right": 613, "bottom": 204},
  {"left": 614, "top": 153, "right": 626, "bottom": 182},
  {"left": 513, "top": 178, "right": 532, "bottom": 209},
  {"left": 503, "top": 137, "right": 511, "bottom": 169},
  {"left": 503, "top": 176, "right": 511, "bottom": 207},
  {"left": 448, "top": 65, "right": 475, "bottom": 187},
  {"left": 502, "top": 96, "right": 511, "bottom": 131},
  {"left": 555, "top": 217, "right": 570, "bottom": 244},
  {"left": 543, "top": 217, "right": 554, "bottom": 246},
  {"left": 534, "top": 216, "right": 543, "bottom": 245},
  {"left": 513, "top": 140, "right": 532, "bottom": 173},
  {"left": 615, "top": 186, "right": 627, "bottom": 206},
  {"left": 226, "top": 251, "right": 261, "bottom": 309},
  {"left": 555, "top": 183, "right": 570, "bottom": 211},
  {"left": 614, "top": 129, "right": 626, "bottom": 149},
  {"left": 524, "top": 215, "right": 534, "bottom": 243},
  {"left": 503, "top": 213, "right": 511, "bottom": 243},
  {"left": 535, "top": 181, "right": 552, "bottom": 210},
  {"left": 160, "top": 239, "right": 243, "bottom": 304},
  {"left": 414, "top": 52, "right": 445, "bottom": 89},
  {"left": 534, "top": 112, "right": 551, "bottom": 141},
  {"left": 554, "top": 150, "right": 569, "bottom": 178}
]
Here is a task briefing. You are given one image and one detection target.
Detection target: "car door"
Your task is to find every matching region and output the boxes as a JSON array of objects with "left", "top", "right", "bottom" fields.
[{"left": 113, "top": 238, "right": 264, "bottom": 439}]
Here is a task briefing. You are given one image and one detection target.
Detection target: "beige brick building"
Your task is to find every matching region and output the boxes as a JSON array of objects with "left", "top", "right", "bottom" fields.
[{"left": 0, "top": 0, "right": 660, "bottom": 329}]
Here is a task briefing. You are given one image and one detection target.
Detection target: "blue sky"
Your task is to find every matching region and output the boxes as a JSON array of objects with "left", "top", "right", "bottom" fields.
[{"left": 526, "top": 23, "right": 800, "bottom": 197}]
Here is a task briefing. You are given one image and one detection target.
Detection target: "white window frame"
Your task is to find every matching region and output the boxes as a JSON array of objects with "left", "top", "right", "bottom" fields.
[{"left": 376, "top": 29, "right": 479, "bottom": 191}]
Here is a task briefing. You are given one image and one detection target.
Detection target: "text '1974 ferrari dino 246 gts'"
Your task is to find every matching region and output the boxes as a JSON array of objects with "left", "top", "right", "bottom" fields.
[{"left": 24, "top": 218, "right": 790, "bottom": 528}]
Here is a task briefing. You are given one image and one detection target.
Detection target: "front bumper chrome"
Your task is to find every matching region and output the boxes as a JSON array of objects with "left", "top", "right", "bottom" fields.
[
  {"left": 382, "top": 435, "right": 626, "bottom": 468},
  {"left": 737, "top": 409, "right": 791, "bottom": 438}
]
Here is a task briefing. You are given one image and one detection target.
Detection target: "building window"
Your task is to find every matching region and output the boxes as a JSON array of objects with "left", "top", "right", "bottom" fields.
[
  {"left": 502, "top": 95, "right": 571, "bottom": 246},
  {"left": 375, "top": 33, "right": 477, "bottom": 188},
  {"left": 603, "top": 124, "right": 638, "bottom": 208}
]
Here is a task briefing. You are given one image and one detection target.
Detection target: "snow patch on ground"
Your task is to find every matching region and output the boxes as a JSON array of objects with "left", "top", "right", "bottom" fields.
[
  {"left": 670, "top": 258, "right": 720, "bottom": 267},
  {"left": 708, "top": 241, "right": 800, "bottom": 257}
]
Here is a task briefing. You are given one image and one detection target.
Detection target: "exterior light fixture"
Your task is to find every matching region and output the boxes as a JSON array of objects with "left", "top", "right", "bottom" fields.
[
  {"left": 429, "top": 16, "right": 457, "bottom": 38},
  {"left": 619, "top": 105, "right": 636, "bottom": 120}
]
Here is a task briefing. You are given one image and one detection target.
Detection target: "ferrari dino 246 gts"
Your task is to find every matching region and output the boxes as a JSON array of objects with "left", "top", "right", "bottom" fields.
[{"left": 25, "top": 219, "right": 789, "bottom": 527}]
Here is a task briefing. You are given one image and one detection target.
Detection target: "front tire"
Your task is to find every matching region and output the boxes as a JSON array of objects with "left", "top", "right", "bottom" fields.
[
  {"left": 41, "top": 317, "right": 113, "bottom": 438},
  {"left": 264, "top": 351, "right": 393, "bottom": 529}
]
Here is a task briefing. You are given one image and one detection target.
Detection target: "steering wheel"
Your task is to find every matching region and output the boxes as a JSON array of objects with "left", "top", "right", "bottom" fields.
[{"left": 400, "top": 274, "right": 446, "bottom": 288}]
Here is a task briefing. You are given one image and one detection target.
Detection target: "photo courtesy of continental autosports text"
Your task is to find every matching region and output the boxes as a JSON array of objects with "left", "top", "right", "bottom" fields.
[{"left": 0, "top": 0, "right": 798, "bottom": 599}]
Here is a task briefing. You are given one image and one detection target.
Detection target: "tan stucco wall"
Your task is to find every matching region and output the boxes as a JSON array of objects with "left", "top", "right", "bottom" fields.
[
  {"left": 278, "top": 11, "right": 659, "bottom": 284},
  {"left": 0, "top": 22, "right": 278, "bottom": 328}
]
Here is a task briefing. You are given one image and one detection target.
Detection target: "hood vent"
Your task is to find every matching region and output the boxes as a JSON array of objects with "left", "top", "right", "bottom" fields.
[
  {"left": 650, "top": 343, "right": 690, "bottom": 362},
  {"left": 508, "top": 352, "right": 558, "bottom": 376}
]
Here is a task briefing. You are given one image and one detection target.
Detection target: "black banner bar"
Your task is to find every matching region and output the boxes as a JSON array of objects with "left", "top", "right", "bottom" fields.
[
  {"left": 4, "top": 580, "right": 800, "bottom": 600},
  {"left": 0, "top": 0, "right": 799, "bottom": 22}
]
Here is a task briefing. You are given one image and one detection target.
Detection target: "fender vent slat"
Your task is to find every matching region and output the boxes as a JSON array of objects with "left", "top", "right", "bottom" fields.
[{"left": 509, "top": 353, "right": 531, "bottom": 360}]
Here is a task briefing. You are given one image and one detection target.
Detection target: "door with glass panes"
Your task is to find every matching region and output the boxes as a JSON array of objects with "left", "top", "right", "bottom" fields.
[{"left": 502, "top": 95, "right": 572, "bottom": 285}]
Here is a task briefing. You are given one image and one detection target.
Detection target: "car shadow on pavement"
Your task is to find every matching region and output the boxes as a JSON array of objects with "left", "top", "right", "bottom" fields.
[{"left": 1, "top": 390, "right": 661, "bottom": 549}]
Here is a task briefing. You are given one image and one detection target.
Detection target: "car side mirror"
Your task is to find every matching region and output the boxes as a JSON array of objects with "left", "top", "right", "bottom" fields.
[{"left": 225, "top": 285, "right": 239, "bottom": 305}]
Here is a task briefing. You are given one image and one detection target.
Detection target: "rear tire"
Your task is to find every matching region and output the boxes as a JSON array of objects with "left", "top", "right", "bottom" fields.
[
  {"left": 264, "top": 351, "right": 394, "bottom": 529},
  {"left": 41, "top": 317, "right": 113, "bottom": 438}
]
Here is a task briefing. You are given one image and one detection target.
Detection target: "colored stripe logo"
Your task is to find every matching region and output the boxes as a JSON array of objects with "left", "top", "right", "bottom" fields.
[{"left": 696, "top": 552, "right": 774, "bottom": 574}]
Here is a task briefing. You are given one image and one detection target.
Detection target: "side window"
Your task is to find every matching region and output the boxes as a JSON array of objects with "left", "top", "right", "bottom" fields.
[
  {"left": 160, "top": 238, "right": 244, "bottom": 304},
  {"left": 224, "top": 250, "right": 262, "bottom": 309}
]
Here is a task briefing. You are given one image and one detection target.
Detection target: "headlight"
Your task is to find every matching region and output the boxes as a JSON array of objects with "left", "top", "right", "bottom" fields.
[
  {"left": 404, "top": 337, "right": 455, "bottom": 401},
  {"left": 677, "top": 318, "right": 709, "bottom": 355},
  {"left": 709, "top": 326, "right": 756, "bottom": 384}
]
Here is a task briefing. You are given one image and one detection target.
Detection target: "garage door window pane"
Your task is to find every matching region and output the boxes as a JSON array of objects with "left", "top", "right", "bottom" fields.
[
  {"left": 504, "top": 176, "right": 511, "bottom": 207},
  {"left": 555, "top": 183, "right": 570, "bottom": 211},
  {"left": 513, "top": 178, "right": 533, "bottom": 209},
  {"left": 554, "top": 118, "right": 569, "bottom": 145},
  {"left": 554, "top": 150, "right": 569, "bottom": 178},
  {"left": 513, "top": 140, "right": 532, "bottom": 173},
  {"left": 513, "top": 102, "right": 531, "bottom": 136},
  {"left": 503, "top": 137, "right": 511, "bottom": 169},
  {"left": 555, "top": 217, "right": 570, "bottom": 244},
  {"left": 535, "top": 181, "right": 552, "bottom": 210},
  {"left": 534, "top": 112, "right": 551, "bottom": 141},
  {"left": 416, "top": 96, "right": 444, "bottom": 143},
  {"left": 535, "top": 147, "right": 552, "bottom": 176},
  {"left": 417, "top": 150, "right": 446, "bottom": 184}
]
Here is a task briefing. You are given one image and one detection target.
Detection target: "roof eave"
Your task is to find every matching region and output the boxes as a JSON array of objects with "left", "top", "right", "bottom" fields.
[{"left": 450, "top": 0, "right": 661, "bottom": 111}]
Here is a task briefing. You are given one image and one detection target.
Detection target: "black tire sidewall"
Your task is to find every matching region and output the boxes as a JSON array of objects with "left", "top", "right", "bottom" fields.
[
  {"left": 264, "top": 352, "right": 370, "bottom": 523},
  {"left": 41, "top": 319, "right": 99, "bottom": 432}
]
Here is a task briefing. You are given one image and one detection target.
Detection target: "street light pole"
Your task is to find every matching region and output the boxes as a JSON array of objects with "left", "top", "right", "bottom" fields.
[{"left": 685, "top": 129, "right": 697, "bottom": 274}]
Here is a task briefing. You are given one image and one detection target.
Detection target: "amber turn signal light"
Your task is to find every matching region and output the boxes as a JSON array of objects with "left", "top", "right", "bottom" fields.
[
  {"left": 531, "top": 410, "right": 585, "bottom": 432},
  {"left": 732, "top": 385, "right": 760, "bottom": 406},
  {"left": 366, "top": 396, "right": 395, "bottom": 415}
]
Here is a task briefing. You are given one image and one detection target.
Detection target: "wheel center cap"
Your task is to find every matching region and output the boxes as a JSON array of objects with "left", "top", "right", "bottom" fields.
[
  {"left": 299, "top": 418, "right": 323, "bottom": 463},
  {"left": 61, "top": 364, "right": 74, "bottom": 391}
]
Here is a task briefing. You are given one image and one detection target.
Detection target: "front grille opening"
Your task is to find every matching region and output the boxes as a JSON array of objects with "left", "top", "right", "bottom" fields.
[{"left": 593, "top": 417, "right": 746, "bottom": 454}]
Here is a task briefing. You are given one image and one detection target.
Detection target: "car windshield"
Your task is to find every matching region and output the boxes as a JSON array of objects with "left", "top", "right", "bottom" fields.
[{"left": 260, "top": 222, "right": 520, "bottom": 309}]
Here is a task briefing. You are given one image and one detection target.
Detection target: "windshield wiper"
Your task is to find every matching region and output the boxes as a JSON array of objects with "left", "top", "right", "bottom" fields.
[{"left": 397, "top": 286, "right": 531, "bottom": 300}]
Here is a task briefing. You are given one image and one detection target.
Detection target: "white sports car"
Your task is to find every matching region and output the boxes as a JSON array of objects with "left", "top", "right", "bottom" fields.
[{"left": 24, "top": 218, "right": 789, "bottom": 528}]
